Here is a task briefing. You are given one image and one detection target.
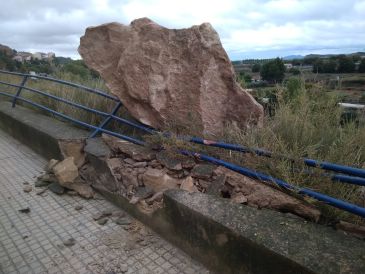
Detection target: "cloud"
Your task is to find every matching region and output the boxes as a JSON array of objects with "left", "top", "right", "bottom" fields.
[{"left": 0, "top": 0, "right": 364, "bottom": 59}]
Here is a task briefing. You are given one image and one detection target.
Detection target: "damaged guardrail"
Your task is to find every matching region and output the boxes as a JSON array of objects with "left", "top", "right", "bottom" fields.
[{"left": 1, "top": 69, "right": 364, "bottom": 218}]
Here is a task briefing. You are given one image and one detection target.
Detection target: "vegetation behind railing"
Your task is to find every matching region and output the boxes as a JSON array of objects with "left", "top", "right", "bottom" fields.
[
  {"left": 0, "top": 71, "right": 143, "bottom": 138},
  {"left": 0, "top": 71, "right": 364, "bottom": 224},
  {"left": 148, "top": 78, "right": 365, "bottom": 224}
]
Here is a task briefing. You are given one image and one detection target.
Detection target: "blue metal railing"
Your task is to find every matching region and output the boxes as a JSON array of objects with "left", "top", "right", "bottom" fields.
[{"left": 0, "top": 69, "right": 364, "bottom": 218}]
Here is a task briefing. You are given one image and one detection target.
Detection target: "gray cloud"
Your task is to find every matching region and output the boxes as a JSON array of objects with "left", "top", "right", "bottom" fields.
[{"left": 0, "top": 0, "right": 364, "bottom": 59}]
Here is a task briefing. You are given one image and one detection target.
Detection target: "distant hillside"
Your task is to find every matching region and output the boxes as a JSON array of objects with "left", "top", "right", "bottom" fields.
[
  {"left": 234, "top": 51, "right": 365, "bottom": 64},
  {"left": 0, "top": 43, "right": 100, "bottom": 79},
  {"left": 0, "top": 44, "right": 15, "bottom": 57},
  {"left": 283, "top": 55, "right": 304, "bottom": 60},
  {"left": 305, "top": 52, "right": 365, "bottom": 59}
]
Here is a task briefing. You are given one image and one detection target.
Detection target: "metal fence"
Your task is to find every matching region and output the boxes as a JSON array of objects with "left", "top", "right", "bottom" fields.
[{"left": 0, "top": 69, "right": 364, "bottom": 218}]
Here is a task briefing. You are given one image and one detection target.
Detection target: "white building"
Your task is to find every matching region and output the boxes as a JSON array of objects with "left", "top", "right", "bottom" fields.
[
  {"left": 12, "top": 55, "right": 23, "bottom": 62},
  {"left": 284, "top": 63, "right": 293, "bottom": 69},
  {"left": 47, "top": 52, "right": 55, "bottom": 59},
  {"left": 32, "top": 52, "right": 43, "bottom": 60}
]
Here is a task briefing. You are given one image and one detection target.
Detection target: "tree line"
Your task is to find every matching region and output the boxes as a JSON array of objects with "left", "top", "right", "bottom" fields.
[
  {"left": 312, "top": 55, "right": 365, "bottom": 73},
  {"left": 247, "top": 55, "right": 365, "bottom": 83}
]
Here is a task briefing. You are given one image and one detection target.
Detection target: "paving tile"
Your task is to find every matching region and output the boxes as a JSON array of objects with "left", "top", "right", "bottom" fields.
[{"left": 0, "top": 129, "right": 209, "bottom": 273}]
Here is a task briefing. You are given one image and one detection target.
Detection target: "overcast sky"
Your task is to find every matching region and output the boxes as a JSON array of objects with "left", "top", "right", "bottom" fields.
[{"left": 1, "top": 0, "right": 364, "bottom": 60}]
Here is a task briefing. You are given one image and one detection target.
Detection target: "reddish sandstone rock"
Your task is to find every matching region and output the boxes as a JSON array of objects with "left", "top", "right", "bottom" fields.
[
  {"left": 180, "top": 176, "right": 199, "bottom": 193},
  {"left": 214, "top": 167, "right": 321, "bottom": 222},
  {"left": 142, "top": 168, "right": 180, "bottom": 192},
  {"left": 52, "top": 157, "right": 79, "bottom": 185},
  {"left": 79, "top": 18, "right": 263, "bottom": 137}
]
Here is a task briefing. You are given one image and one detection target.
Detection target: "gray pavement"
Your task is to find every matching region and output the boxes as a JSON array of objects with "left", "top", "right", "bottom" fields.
[{"left": 0, "top": 129, "right": 209, "bottom": 274}]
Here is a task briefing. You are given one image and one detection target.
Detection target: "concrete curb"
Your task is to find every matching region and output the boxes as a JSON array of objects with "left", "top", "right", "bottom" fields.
[
  {"left": 0, "top": 102, "right": 88, "bottom": 159},
  {"left": 1, "top": 101, "right": 364, "bottom": 274}
]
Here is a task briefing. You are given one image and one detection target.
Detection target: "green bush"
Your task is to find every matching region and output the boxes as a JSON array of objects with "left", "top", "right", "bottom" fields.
[
  {"left": 260, "top": 58, "right": 285, "bottom": 83},
  {"left": 251, "top": 63, "right": 261, "bottom": 73},
  {"left": 358, "top": 59, "right": 365, "bottom": 73},
  {"left": 285, "top": 77, "right": 304, "bottom": 102},
  {"left": 288, "top": 67, "right": 300, "bottom": 75}
]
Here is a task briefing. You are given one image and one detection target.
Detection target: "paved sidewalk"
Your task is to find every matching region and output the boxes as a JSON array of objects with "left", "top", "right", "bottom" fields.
[{"left": 0, "top": 129, "right": 209, "bottom": 274}]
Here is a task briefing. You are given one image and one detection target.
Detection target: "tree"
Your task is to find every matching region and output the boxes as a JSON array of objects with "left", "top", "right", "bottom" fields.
[
  {"left": 337, "top": 56, "right": 355, "bottom": 73},
  {"left": 313, "top": 59, "right": 323, "bottom": 73},
  {"left": 313, "top": 59, "right": 337, "bottom": 73},
  {"left": 237, "top": 71, "right": 252, "bottom": 85},
  {"left": 251, "top": 63, "right": 261, "bottom": 73},
  {"left": 244, "top": 74, "right": 252, "bottom": 83},
  {"left": 62, "top": 60, "right": 93, "bottom": 79},
  {"left": 288, "top": 67, "right": 300, "bottom": 75},
  {"left": 358, "top": 59, "right": 365, "bottom": 73},
  {"left": 303, "top": 56, "right": 319, "bottom": 65},
  {"left": 0, "top": 51, "right": 16, "bottom": 71},
  {"left": 260, "top": 58, "right": 285, "bottom": 83},
  {"left": 291, "top": 59, "right": 302, "bottom": 66},
  {"left": 322, "top": 60, "right": 337, "bottom": 73}
]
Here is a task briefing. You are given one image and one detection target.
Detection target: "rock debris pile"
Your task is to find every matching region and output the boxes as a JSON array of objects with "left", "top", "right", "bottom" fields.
[
  {"left": 33, "top": 156, "right": 95, "bottom": 199},
  {"left": 82, "top": 134, "right": 321, "bottom": 221}
]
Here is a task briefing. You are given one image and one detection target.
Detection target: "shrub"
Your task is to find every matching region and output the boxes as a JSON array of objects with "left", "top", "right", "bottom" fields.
[
  {"left": 251, "top": 63, "right": 261, "bottom": 72},
  {"left": 288, "top": 67, "right": 300, "bottom": 75},
  {"left": 358, "top": 59, "right": 365, "bottom": 73},
  {"left": 260, "top": 58, "right": 285, "bottom": 83},
  {"left": 285, "top": 77, "right": 304, "bottom": 102}
]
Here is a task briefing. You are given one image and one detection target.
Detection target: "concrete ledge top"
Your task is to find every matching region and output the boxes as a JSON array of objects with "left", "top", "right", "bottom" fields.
[
  {"left": 84, "top": 137, "right": 111, "bottom": 158},
  {"left": 165, "top": 189, "right": 365, "bottom": 274},
  {"left": 0, "top": 101, "right": 89, "bottom": 140}
]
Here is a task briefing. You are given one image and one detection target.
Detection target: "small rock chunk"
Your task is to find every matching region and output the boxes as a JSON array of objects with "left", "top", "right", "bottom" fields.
[
  {"left": 48, "top": 182, "right": 65, "bottom": 195},
  {"left": 156, "top": 151, "right": 183, "bottom": 171},
  {"left": 232, "top": 193, "right": 248, "bottom": 204},
  {"left": 18, "top": 207, "right": 30, "bottom": 213},
  {"left": 191, "top": 164, "right": 215, "bottom": 179},
  {"left": 23, "top": 185, "right": 32, "bottom": 193},
  {"left": 114, "top": 217, "right": 132, "bottom": 226},
  {"left": 46, "top": 159, "right": 59, "bottom": 172},
  {"left": 97, "top": 218, "right": 108, "bottom": 225},
  {"left": 92, "top": 210, "right": 112, "bottom": 221},
  {"left": 36, "top": 188, "right": 47, "bottom": 195},
  {"left": 74, "top": 205, "right": 83, "bottom": 211},
  {"left": 63, "top": 237, "right": 76, "bottom": 247},
  {"left": 180, "top": 176, "right": 198, "bottom": 193},
  {"left": 34, "top": 180, "right": 51, "bottom": 187}
]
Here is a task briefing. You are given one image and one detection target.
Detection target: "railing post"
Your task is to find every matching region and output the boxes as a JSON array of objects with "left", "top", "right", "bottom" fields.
[
  {"left": 12, "top": 75, "right": 28, "bottom": 108},
  {"left": 89, "top": 101, "right": 122, "bottom": 138}
]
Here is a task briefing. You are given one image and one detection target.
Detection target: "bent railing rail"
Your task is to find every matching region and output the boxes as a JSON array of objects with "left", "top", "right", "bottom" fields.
[{"left": 0, "top": 69, "right": 364, "bottom": 218}]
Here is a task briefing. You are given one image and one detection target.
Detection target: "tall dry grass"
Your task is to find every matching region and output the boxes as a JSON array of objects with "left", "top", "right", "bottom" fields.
[
  {"left": 150, "top": 78, "right": 365, "bottom": 223},
  {"left": 1, "top": 72, "right": 364, "bottom": 223},
  {"left": 0, "top": 72, "right": 141, "bottom": 136}
]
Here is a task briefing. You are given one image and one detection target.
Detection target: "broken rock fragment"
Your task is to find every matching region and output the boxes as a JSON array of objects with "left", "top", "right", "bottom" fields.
[
  {"left": 215, "top": 166, "right": 321, "bottom": 222},
  {"left": 180, "top": 176, "right": 199, "bottom": 193},
  {"left": 142, "top": 168, "right": 180, "bottom": 192},
  {"left": 52, "top": 157, "right": 79, "bottom": 186}
]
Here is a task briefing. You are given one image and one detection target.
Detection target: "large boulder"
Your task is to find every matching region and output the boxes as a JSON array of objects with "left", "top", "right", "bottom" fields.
[{"left": 79, "top": 18, "right": 263, "bottom": 137}]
